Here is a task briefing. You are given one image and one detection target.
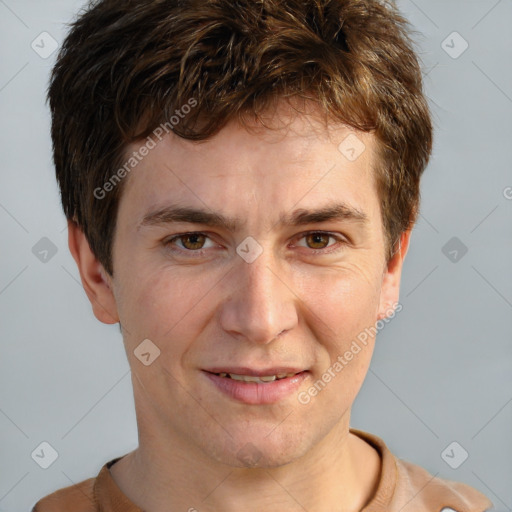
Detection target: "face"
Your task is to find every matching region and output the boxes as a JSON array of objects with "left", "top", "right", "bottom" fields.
[{"left": 79, "top": 103, "right": 408, "bottom": 469}]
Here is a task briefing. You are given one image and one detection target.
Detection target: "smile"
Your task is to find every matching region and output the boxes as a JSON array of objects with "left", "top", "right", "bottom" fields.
[
  {"left": 215, "top": 372, "right": 298, "bottom": 382},
  {"left": 203, "top": 370, "right": 309, "bottom": 404}
]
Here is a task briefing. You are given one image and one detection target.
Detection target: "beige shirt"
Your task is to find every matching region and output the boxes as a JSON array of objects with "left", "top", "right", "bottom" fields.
[{"left": 32, "top": 428, "right": 494, "bottom": 512}]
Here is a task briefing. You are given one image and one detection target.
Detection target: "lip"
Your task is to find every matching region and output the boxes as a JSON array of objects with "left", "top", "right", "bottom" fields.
[
  {"left": 203, "top": 369, "right": 309, "bottom": 405},
  {"left": 204, "top": 367, "right": 305, "bottom": 376}
]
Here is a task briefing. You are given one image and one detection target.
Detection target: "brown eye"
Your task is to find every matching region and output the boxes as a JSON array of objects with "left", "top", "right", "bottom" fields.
[
  {"left": 164, "top": 232, "right": 214, "bottom": 252},
  {"left": 304, "top": 233, "right": 331, "bottom": 249},
  {"left": 294, "top": 231, "right": 347, "bottom": 255},
  {"left": 178, "top": 233, "right": 207, "bottom": 250}
]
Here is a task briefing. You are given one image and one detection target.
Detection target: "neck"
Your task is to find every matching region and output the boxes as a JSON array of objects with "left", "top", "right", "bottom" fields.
[{"left": 110, "top": 414, "right": 381, "bottom": 512}]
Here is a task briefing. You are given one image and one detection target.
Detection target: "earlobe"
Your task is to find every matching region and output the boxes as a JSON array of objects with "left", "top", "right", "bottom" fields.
[
  {"left": 376, "top": 229, "right": 412, "bottom": 320},
  {"left": 67, "top": 220, "right": 120, "bottom": 325}
]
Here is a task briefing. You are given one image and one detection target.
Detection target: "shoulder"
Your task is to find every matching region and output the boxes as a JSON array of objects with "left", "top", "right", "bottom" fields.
[
  {"left": 392, "top": 457, "right": 494, "bottom": 512},
  {"left": 350, "top": 428, "right": 494, "bottom": 512},
  {"left": 31, "top": 476, "right": 96, "bottom": 512}
]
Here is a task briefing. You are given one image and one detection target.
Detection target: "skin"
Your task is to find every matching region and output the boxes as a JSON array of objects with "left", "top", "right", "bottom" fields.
[{"left": 69, "top": 101, "right": 411, "bottom": 512}]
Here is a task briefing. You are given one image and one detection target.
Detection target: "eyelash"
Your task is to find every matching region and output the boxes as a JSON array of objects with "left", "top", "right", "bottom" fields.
[{"left": 162, "top": 231, "right": 348, "bottom": 257}]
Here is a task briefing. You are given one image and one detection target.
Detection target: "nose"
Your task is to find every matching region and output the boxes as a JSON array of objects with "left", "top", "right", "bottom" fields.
[{"left": 218, "top": 246, "right": 298, "bottom": 345}]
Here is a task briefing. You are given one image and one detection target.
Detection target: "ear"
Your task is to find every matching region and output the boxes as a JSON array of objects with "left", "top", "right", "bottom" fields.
[
  {"left": 67, "top": 220, "right": 120, "bottom": 324},
  {"left": 376, "top": 229, "right": 412, "bottom": 320}
]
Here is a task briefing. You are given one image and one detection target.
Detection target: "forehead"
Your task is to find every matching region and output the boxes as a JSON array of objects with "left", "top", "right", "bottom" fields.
[{"left": 116, "top": 106, "right": 381, "bottom": 230}]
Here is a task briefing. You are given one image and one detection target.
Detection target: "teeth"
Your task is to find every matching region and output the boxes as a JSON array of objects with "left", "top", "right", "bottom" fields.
[
  {"left": 230, "top": 374, "right": 274, "bottom": 382},
  {"left": 217, "top": 372, "right": 297, "bottom": 382},
  {"left": 258, "top": 375, "right": 277, "bottom": 382}
]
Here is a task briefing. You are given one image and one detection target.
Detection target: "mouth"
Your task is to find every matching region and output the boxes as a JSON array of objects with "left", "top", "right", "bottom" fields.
[
  {"left": 202, "top": 368, "right": 309, "bottom": 404},
  {"left": 212, "top": 371, "right": 299, "bottom": 383}
]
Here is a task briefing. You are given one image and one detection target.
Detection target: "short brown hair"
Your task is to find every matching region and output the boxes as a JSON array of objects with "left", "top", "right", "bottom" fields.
[{"left": 48, "top": 0, "right": 433, "bottom": 276}]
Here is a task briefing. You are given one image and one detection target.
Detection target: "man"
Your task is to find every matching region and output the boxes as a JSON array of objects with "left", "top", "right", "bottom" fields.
[{"left": 33, "top": 0, "right": 494, "bottom": 510}]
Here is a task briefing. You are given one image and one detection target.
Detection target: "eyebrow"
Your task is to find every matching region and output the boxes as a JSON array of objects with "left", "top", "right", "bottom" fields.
[{"left": 137, "top": 202, "right": 368, "bottom": 232}]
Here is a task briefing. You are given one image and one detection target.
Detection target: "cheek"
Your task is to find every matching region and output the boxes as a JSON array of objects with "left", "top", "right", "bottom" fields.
[
  {"left": 302, "top": 271, "right": 380, "bottom": 409},
  {"left": 296, "top": 264, "right": 382, "bottom": 340},
  {"left": 118, "top": 267, "right": 206, "bottom": 349}
]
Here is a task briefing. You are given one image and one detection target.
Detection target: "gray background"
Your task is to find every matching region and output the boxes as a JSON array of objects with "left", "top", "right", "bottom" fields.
[{"left": 0, "top": 0, "right": 511, "bottom": 510}]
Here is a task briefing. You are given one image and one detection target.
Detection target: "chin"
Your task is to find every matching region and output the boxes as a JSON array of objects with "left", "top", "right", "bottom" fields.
[{"left": 203, "top": 427, "right": 312, "bottom": 469}]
